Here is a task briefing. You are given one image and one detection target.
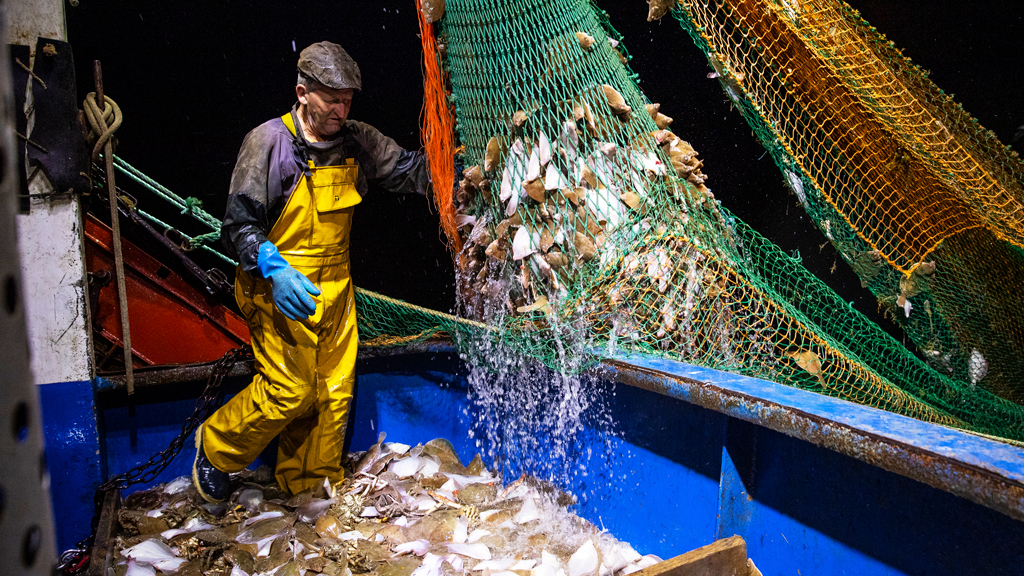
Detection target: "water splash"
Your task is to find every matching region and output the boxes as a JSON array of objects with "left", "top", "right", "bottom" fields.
[{"left": 456, "top": 259, "right": 619, "bottom": 505}]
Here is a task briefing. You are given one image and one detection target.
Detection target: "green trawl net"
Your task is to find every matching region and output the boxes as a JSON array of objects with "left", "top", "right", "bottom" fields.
[
  {"left": 666, "top": 0, "right": 1024, "bottom": 404},
  {"left": 417, "top": 0, "right": 1024, "bottom": 441}
]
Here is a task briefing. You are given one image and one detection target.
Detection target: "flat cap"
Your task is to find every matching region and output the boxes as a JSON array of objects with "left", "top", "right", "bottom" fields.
[{"left": 297, "top": 41, "right": 362, "bottom": 91}]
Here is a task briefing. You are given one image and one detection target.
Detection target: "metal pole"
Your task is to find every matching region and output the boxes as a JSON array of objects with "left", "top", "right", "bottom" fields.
[
  {"left": 0, "top": 3, "right": 58, "bottom": 569},
  {"left": 94, "top": 60, "right": 133, "bottom": 393}
]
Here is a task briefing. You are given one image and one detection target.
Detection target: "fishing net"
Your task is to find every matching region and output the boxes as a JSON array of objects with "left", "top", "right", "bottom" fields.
[
  {"left": 398, "top": 0, "right": 1024, "bottom": 442},
  {"left": 664, "top": 0, "right": 1024, "bottom": 404}
]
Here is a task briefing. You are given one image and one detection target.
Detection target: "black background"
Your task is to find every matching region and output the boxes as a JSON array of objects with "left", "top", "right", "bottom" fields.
[{"left": 66, "top": 1, "right": 1023, "bottom": 342}]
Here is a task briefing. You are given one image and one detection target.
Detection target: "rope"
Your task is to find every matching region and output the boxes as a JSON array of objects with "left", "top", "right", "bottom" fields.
[
  {"left": 113, "top": 155, "right": 222, "bottom": 232},
  {"left": 355, "top": 286, "right": 494, "bottom": 332},
  {"left": 416, "top": 0, "right": 461, "bottom": 254},
  {"left": 83, "top": 92, "right": 122, "bottom": 162},
  {"left": 134, "top": 208, "right": 237, "bottom": 266},
  {"left": 84, "top": 91, "right": 134, "bottom": 394},
  {"left": 113, "top": 155, "right": 231, "bottom": 261}
]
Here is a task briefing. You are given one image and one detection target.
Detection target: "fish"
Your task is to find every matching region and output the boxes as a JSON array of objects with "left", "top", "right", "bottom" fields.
[
  {"left": 969, "top": 349, "right": 988, "bottom": 385},
  {"left": 421, "top": 0, "right": 445, "bottom": 23},
  {"left": 568, "top": 540, "right": 600, "bottom": 576},
  {"left": 235, "top": 515, "right": 294, "bottom": 545},
  {"left": 512, "top": 110, "right": 529, "bottom": 129},
  {"left": 355, "top": 431, "right": 387, "bottom": 474},
  {"left": 539, "top": 228, "right": 555, "bottom": 252},
  {"left": 512, "top": 226, "right": 539, "bottom": 260},
  {"left": 620, "top": 190, "right": 641, "bottom": 210},
  {"left": 602, "top": 84, "right": 631, "bottom": 118},
  {"left": 468, "top": 215, "right": 492, "bottom": 246},
  {"left": 645, "top": 104, "right": 674, "bottom": 129},
  {"left": 545, "top": 251, "right": 569, "bottom": 270},
  {"left": 500, "top": 164, "right": 514, "bottom": 202},
  {"left": 647, "top": 0, "right": 674, "bottom": 21},
  {"left": 574, "top": 100, "right": 598, "bottom": 136},
  {"left": 786, "top": 349, "right": 825, "bottom": 384},
  {"left": 538, "top": 132, "right": 552, "bottom": 166},
  {"left": 485, "top": 239, "right": 507, "bottom": 261},
  {"left": 525, "top": 178, "right": 546, "bottom": 203},
  {"left": 580, "top": 164, "right": 597, "bottom": 189},
  {"left": 645, "top": 249, "right": 671, "bottom": 293},
  {"left": 463, "top": 165, "right": 484, "bottom": 186},
  {"left": 526, "top": 147, "right": 542, "bottom": 181},
  {"left": 574, "top": 232, "right": 597, "bottom": 261},
  {"left": 516, "top": 295, "right": 550, "bottom": 314},
  {"left": 505, "top": 187, "right": 520, "bottom": 216},
  {"left": 544, "top": 167, "right": 567, "bottom": 191},
  {"left": 484, "top": 137, "right": 500, "bottom": 173},
  {"left": 575, "top": 31, "right": 595, "bottom": 51}
]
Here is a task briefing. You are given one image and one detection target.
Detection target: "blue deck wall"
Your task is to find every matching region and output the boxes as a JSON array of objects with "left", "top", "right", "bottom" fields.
[
  {"left": 41, "top": 350, "right": 1024, "bottom": 574},
  {"left": 38, "top": 379, "right": 103, "bottom": 554}
]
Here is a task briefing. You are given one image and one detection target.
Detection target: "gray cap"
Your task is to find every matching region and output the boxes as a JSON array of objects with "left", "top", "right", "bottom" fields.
[{"left": 297, "top": 41, "right": 362, "bottom": 91}]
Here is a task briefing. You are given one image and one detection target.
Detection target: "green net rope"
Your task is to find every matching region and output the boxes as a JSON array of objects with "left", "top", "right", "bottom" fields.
[{"left": 433, "top": 0, "right": 1024, "bottom": 440}]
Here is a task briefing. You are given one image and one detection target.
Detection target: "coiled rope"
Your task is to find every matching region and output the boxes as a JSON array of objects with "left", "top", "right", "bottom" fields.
[{"left": 83, "top": 92, "right": 122, "bottom": 162}]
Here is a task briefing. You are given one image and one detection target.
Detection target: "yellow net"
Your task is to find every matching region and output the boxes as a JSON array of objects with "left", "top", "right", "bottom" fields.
[{"left": 671, "top": 0, "right": 1024, "bottom": 402}]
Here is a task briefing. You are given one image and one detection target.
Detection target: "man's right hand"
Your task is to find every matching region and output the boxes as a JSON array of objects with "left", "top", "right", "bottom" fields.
[
  {"left": 268, "top": 267, "right": 321, "bottom": 320},
  {"left": 257, "top": 241, "right": 322, "bottom": 320}
]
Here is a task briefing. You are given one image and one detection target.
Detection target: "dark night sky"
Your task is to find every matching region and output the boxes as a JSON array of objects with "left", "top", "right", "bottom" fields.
[{"left": 65, "top": 1, "right": 1023, "bottom": 339}]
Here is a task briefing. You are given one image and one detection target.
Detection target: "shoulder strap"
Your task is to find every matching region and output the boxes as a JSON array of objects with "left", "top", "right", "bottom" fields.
[
  {"left": 281, "top": 112, "right": 297, "bottom": 137},
  {"left": 281, "top": 111, "right": 314, "bottom": 175}
]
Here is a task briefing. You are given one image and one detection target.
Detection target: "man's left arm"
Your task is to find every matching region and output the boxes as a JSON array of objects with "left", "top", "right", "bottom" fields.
[{"left": 350, "top": 121, "right": 431, "bottom": 196}]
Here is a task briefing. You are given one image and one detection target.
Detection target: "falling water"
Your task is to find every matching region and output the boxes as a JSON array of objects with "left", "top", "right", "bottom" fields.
[{"left": 455, "top": 270, "right": 620, "bottom": 505}]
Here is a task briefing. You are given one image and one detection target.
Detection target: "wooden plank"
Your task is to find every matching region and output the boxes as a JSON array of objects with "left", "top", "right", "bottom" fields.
[
  {"left": 632, "top": 535, "right": 749, "bottom": 576},
  {"left": 87, "top": 488, "right": 121, "bottom": 576}
]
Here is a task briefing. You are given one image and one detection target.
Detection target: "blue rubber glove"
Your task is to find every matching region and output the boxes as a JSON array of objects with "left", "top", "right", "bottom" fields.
[{"left": 256, "top": 241, "right": 321, "bottom": 321}]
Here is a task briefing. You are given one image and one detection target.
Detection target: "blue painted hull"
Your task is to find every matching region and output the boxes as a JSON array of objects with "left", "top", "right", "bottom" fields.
[{"left": 40, "top": 347, "right": 1024, "bottom": 575}]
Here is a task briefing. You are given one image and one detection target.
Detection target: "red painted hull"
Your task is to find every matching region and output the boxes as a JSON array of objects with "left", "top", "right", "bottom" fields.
[{"left": 84, "top": 214, "right": 250, "bottom": 367}]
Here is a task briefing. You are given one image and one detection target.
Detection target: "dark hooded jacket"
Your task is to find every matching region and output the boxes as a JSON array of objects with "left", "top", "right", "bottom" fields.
[{"left": 222, "top": 105, "right": 430, "bottom": 274}]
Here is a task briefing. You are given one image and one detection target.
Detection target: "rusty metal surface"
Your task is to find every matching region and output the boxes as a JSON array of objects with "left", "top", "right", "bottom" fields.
[
  {"left": 96, "top": 339, "right": 457, "bottom": 391},
  {"left": 95, "top": 357, "right": 256, "bottom": 391},
  {"left": 86, "top": 489, "right": 120, "bottom": 576},
  {"left": 85, "top": 213, "right": 250, "bottom": 367},
  {"left": 600, "top": 355, "right": 1024, "bottom": 523}
]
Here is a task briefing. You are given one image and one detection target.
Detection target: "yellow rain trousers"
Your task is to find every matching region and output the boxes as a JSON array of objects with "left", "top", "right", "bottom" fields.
[{"left": 202, "top": 114, "right": 361, "bottom": 494}]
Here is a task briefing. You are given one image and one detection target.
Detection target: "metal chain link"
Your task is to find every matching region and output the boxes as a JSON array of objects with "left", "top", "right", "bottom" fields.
[{"left": 97, "top": 347, "right": 252, "bottom": 492}]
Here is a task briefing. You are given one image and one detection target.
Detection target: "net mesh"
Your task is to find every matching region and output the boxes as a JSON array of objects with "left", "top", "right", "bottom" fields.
[
  {"left": 363, "top": 0, "right": 1024, "bottom": 442},
  {"left": 668, "top": 0, "right": 1024, "bottom": 403}
]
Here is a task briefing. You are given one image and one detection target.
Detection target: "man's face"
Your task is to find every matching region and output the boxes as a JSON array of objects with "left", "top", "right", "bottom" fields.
[{"left": 297, "top": 84, "right": 354, "bottom": 138}]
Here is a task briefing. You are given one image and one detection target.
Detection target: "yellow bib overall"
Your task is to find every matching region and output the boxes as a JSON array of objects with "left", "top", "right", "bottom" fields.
[{"left": 202, "top": 113, "right": 361, "bottom": 494}]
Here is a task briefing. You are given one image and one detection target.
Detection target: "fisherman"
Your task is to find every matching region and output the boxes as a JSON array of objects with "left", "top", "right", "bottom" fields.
[{"left": 192, "top": 41, "right": 430, "bottom": 501}]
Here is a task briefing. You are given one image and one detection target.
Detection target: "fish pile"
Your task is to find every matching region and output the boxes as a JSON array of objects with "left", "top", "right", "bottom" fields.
[
  {"left": 455, "top": 100, "right": 713, "bottom": 318},
  {"left": 450, "top": 27, "right": 717, "bottom": 325},
  {"left": 112, "top": 435, "right": 662, "bottom": 576}
]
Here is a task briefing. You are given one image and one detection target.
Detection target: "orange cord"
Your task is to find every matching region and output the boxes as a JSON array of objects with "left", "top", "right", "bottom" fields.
[{"left": 416, "top": 0, "right": 462, "bottom": 254}]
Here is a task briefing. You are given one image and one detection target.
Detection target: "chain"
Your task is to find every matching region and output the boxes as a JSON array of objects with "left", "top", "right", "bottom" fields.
[
  {"left": 97, "top": 347, "right": 252, "bottom": 492},
  {"left": 58, "top": 347, "right": 252, "bottom": 574}
]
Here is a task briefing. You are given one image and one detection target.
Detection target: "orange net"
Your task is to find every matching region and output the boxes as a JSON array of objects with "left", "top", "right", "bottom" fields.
[
  {"left": 416, "top": 0, "right": 461, "bottom": 253},
  {"left": 673, "top": 0, "right": 1024, "bottom": 403},
  {"left": 678, "top": 0, "right": 1024, "bottom": 273}
]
